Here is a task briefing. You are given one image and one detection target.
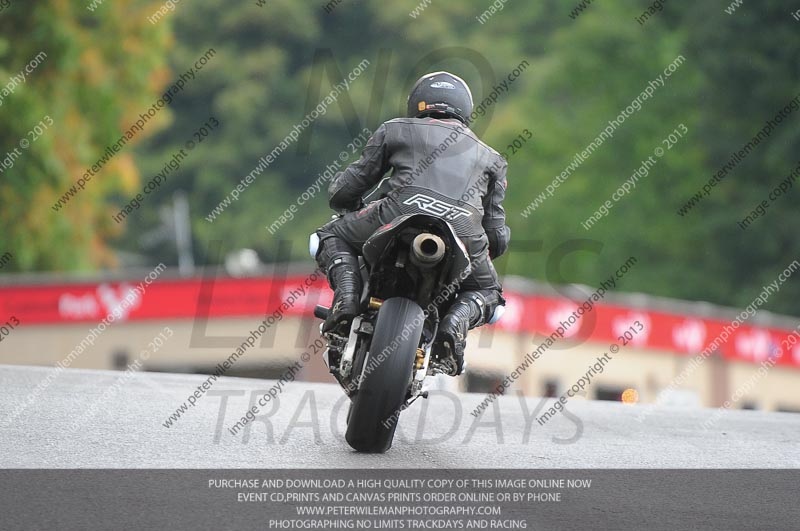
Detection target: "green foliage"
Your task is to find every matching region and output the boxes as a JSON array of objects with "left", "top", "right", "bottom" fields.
[
  {"left": 2, "top": 0, "right": 798, "bottom": 316},
  {"left": 0, "top": 0, "right": 169, "bottom": 270}
]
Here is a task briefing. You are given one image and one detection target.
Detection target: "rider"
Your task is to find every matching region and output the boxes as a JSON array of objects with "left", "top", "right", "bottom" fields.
[{"left": 314, "top": 71, "right": 510, "bottom": 376}]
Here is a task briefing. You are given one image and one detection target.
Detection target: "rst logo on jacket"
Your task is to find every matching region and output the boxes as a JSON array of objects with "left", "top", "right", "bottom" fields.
[{"left": 403, "top": 193, "right": 472, "bottom": 221}]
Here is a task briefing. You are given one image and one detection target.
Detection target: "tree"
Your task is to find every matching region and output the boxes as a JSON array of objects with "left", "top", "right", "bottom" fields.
[{"left": 0, "top": 1, "right": 169, "bottom": 271}]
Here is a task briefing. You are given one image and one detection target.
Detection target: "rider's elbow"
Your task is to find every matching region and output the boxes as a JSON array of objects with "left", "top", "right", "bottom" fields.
[
  {"left": 487, "top": 226, "right": 510, "bottom": 259},
  {"left": 329, "top": 191, "right": 358, "bottom": 213}
]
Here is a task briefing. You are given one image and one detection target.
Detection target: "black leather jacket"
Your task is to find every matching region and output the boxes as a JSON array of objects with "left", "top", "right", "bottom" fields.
[{"left": 328, "top": 117, "right": 511, "bottom": 258}]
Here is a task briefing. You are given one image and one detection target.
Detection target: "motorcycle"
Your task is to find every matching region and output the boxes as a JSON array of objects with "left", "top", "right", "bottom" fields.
[{"left": 309, "top": 213, "right": 502, "bottom": 453}]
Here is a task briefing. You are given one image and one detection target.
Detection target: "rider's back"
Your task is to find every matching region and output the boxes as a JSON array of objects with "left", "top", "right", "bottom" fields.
[{"left": 381, "top": 117, "right": 504, "bottom": 216}]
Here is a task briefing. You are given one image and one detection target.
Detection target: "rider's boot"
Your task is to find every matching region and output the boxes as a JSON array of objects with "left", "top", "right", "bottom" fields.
[
  {"left": 316, "top": 237, "right": 363, "bottom": 334},
  {"left": 434, "top": 292, "right": 486, "bottom": 376}
]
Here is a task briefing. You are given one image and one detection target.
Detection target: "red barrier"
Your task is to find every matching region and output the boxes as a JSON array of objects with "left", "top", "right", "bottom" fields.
[{"left": 1, "top": 275, "right": 797, "bottom": 369}]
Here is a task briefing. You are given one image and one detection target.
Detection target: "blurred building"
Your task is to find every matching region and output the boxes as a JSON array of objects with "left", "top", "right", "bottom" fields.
[{"left": 1, "top": 265, "right": 798, "bottom": 412}]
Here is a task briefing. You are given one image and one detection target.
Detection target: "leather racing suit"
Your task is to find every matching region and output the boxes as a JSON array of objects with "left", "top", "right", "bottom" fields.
[{"left": 315, "top": 116, "right": 510, "bottom": 374}]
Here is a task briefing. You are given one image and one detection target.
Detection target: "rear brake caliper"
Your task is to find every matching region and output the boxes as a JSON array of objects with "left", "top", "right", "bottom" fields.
[{"left": 322, "top": 333, "right": 347, "bottom": 373}]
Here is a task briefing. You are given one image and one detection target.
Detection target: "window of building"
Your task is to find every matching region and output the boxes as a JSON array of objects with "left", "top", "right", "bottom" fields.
[
  {"left": 465, "top": 372, "right": 505, "bottom": 395},
  {"left": 543, "top": 379, "right": 559, "bottom": 398},
  {"left": 595, "top": 385, "right": 627, "bottom": 402}
]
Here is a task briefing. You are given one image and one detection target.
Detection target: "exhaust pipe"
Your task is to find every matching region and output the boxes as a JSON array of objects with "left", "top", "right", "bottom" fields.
[{"left": 410, "top": 233, "right": 446, "bottom": 268}]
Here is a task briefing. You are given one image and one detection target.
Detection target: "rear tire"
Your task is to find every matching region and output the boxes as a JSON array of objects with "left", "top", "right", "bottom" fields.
[{"left": 345, "top": 297, "right": 424, "bottom": 453}]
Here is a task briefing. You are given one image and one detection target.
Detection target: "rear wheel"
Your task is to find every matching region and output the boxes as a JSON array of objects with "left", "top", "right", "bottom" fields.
[{"left": 345, "top": 297, "right": 424, "bottom": 453}]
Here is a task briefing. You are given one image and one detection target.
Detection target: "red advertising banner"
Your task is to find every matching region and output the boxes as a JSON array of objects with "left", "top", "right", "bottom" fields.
[{"left": 1, "top": 274, "right": 798, "bottom": 369}]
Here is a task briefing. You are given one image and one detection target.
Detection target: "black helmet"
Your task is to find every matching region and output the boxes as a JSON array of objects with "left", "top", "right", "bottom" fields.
[{"left": 407, "top": 71, "right": 474, "bottom": 125}]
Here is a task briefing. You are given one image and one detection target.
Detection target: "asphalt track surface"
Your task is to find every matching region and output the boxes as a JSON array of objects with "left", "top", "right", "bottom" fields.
[{"left": 2, "top": 365, "right": 799, "bottom": 468}]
